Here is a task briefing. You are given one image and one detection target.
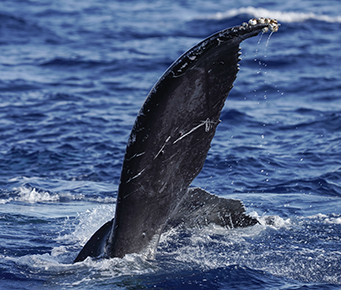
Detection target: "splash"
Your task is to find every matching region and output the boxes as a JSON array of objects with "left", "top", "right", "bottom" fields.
[
  {"left": 1, "top": 183, "right": 116, "bottom": 204},
  {"left": 15, "top": 186, "right": 60, "bottom": 203},
  {"left": 63, "top": 204, "right": 115, "bottom": 245}
]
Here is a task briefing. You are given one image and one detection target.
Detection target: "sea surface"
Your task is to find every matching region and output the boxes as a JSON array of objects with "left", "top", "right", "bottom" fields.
[{"left": 1, "top": 0, "right": 341, "bottom": 289}]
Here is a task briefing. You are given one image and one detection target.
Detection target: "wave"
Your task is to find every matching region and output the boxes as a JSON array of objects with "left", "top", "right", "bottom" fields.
[
  {"left": 0, "top": 185, "right": 116, "bottom": 204},
  {"left": 39, "top": 57, "right": 115, "bottom": 69},
  {"left": 203, "top": 7, "right": 341, "bottom": 23},
  {"left": 306, "top": 213, "right": 341, "bottom": 225}
]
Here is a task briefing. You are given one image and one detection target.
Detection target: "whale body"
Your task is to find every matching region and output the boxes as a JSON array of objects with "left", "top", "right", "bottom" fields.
[{"left": 74, "top": 19, "right": 279, "bottom": 263}]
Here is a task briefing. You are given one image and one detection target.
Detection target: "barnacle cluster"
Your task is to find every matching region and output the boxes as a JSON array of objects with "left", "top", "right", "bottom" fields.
[{"left": 242, "top": 17, "right": 280, "bottom": 33}]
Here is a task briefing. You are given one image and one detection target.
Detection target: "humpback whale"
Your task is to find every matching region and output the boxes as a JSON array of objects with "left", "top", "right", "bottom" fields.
[{"left": 74, "top": 18, "right": 280, "bottom": 263}]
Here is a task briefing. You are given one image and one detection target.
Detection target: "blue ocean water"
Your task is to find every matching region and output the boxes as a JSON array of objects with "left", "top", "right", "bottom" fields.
[{"left": 1, "top": 0, "right": 341, "bottom": 289}]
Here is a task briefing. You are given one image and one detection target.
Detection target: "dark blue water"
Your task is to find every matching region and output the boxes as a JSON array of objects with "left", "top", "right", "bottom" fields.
[{"left": 1, "top": 0, "right": 341, "bottom": 289}]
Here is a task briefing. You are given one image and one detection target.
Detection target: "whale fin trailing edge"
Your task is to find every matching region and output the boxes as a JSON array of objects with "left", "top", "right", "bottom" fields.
[
  {"left": 165, "top": 187, "right": 258, "bottom": 230},
  {"left": 74, "top": 19, "right": 280, "bottom": 263}
]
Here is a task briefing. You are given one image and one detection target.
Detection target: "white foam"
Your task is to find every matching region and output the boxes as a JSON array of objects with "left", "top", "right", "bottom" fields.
[
  {"left": 79, "top": 253, "right": 156, "bottom": 276},
  {"left": 0, "top": 198, "right": 12, "bottom": 204},
  {"left": 205, "top": 7, "right": 341, "bottom": 23},
  {"left": 15, "top": 186, "right": 60, "bottom": 203},
  {"left": 51, "top": 246, "right": 68, "bottom": 257},
  {"left": 67, "top": 204, "right": 115, "bottom": 245},
  {"left": 250, "top": 211, "right": 292, "bottom": 228},
  {"left": 1, "top": 185, "right": 116, "bottom": 204},
  {"left": 307, "top": 213, "right": 341, "bottom": 224},
  {"left": 5, "top": 250, "right": 155, "bottom": 286},
  {"left": 328, "top": 217, "right": 341, "bottom": 224}
]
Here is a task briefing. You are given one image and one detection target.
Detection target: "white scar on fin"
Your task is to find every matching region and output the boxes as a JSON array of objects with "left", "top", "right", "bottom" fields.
[
  {"left": 126, "top": 168, "right": 146, "bottom": 183},
  {"left": 173, "top": 118, "right": 217, "bottom": 144},
  {"left": 154, "top": 136, "right": 171, "bottom": 159},
  {"left": 126, "top": 152, "right": 145, "bottom": 161}
]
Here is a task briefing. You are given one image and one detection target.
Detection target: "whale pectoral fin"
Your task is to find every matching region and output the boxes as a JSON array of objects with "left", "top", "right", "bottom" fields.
[
  {"left": 73, "top": 219, "right": 113, "bottom": 263},
  {"left": 74, "top": 21, "right": 279, "bottom": 261},
  {"left": 165, "top": 187, "right": 258, "bottom": 230}
]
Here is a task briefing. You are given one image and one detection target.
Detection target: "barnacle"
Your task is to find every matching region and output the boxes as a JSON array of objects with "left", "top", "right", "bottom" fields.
[
  {"left": 269, "top": 23, "right": 279, "bottom": 32},
  {"left": 257, "top": 17, "right": 265, "bottom": 24},
  {"left": 247, "top": 17, "right": 280, "bottom": 33},
  {"left": 248, "top": 18, "right": 257, "bottom": 25}
]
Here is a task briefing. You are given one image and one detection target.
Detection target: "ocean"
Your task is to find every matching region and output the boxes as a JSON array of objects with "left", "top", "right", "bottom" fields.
[{"left": 1, "top": 0, "right": 341, "bottom": 289}]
